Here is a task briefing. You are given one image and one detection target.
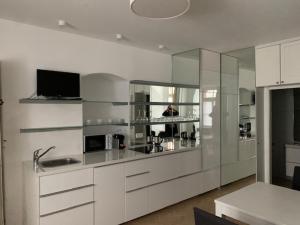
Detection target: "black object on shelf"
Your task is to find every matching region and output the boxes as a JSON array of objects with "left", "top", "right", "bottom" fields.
[{"left": 37, "top": 69, "right": 80, "bottom": 98}]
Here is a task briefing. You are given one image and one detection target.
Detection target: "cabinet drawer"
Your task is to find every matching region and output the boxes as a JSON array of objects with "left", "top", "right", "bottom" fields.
[
  {"left": 40, "top": 202, "right": 93, "bottom": 225},
  {"left": 40, "top": 186, "right": 94, "bottom": 216},
  {"left": 148, "top": 178, "right": 180, "bottom": 213},
  {"left": 150, "top": 153, "right": 181, "bottom": 184},
  {"left": 126, "top": 172, "right": 150, "bottom": 191},
  {"left": 125, "top": 188, "right": 148, "bottom": 221},
  {"left": 40, "top": 168, "right": 93, "bottom": 195},
  {"left": 124, "top": 158, "right": 151, "bottom": 176}
]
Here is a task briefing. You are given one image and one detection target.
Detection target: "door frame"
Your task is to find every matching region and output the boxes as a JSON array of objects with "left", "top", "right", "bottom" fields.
[{"left": 262, "top": 84, "right": 300, "bottom": 183}]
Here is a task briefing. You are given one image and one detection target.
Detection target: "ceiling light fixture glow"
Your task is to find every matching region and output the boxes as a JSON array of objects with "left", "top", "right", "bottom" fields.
[
  {"left": 116, "top": 34, "right": 123, "bottom": 40},
  {"left": 58, "top": 20, "right": 67, "bottom": 26},
  {"left": 158, "top": 44, "right": 165, "bottom": 50},
  {"left": 130, "top": 0, "right": 190, "bottom": 19}
]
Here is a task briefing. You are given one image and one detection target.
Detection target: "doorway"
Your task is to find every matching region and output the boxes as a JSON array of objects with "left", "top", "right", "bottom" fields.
[{"left": 271, "top": 88, "right": 300, "bottom": 189}]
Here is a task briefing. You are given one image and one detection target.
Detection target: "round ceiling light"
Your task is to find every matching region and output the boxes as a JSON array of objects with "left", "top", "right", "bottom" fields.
[{"left": 130, "top": 0, "right": 190, "bottom": 19}]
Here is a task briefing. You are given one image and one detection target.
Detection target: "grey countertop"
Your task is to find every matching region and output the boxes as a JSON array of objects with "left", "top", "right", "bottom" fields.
[
  {"left": 239, "top": 137, "right": 256, "bottom": 141},
  {"left": 24, "top": 140, "right": 201, "bottom": 176},
  {"left": 285, "top": 143, "right": 300, "bottom": 149}
]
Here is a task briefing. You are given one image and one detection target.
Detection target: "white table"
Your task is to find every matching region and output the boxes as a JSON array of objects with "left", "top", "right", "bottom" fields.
[{"left": 215, "top": 182, "right": 300, "bottom": 225}]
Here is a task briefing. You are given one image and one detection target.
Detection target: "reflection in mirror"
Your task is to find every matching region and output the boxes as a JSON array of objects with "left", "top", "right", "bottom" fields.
[
  {"left": 221, "top": 47, "right": 256, "bottom": 185},
  {"left": 129, "top": 81, "right": 200, "bottom": 151}
]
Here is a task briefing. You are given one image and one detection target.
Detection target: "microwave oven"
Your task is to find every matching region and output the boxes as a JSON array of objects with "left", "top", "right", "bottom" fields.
[{"left": 84, "top": 135, "right": 112, "bottom": 153}]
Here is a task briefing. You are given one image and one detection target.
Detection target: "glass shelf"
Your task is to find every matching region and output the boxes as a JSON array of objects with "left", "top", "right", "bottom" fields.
[
  {"left": 240, "top": 117, "right": 256, "bottom": 120},
  {"left": 239, "top": 104, "right": 255, "bottom": 106},
  {"left": 130, "top": 80, "right": 199, "bottom": 89},
  {"left": 130, "top": 102, "right": 199, "bottom": 106},
  {"left": 130, "top": 119, "right": 199, "bottom": 126},
  {"left": 84, "top": 123, "right": 128, "bottom": 127},
  {"left": 20, "top": 126, "right": 83, "bottom": 133},
  {"left": 83, "top": 100, "right": 128, "bottom": 105},
  {"left": 19, "top": 98, "right": 83, "bottom": 104}
]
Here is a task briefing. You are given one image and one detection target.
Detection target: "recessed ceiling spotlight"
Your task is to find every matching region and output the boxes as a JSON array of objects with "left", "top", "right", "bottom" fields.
[
  {"left": 130, "top": 0, "right": 190, "bottom": 19},
  {"left": 116, "top": 34, "right": 123, "bottom": 40},
  {"left": 58, "top": 20, "right": 67, "bottom": 27},
  {"left": 158, "top": 45, "right": 165, "bottom": 50}
]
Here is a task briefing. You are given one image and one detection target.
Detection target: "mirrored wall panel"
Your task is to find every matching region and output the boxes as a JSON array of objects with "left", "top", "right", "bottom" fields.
[
  {"left": 221, "top": 48, "right": 256, "bottom": 185},
  {"left": 129, "top": 81, "right": 200, "bottom": 153}
]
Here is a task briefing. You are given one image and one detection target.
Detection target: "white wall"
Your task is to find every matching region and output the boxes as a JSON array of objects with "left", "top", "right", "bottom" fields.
[{"left": 0, "top": 18, "right": 171, "bottom": 225}]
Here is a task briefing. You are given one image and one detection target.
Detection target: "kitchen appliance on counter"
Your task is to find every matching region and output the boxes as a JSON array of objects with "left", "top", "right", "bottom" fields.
[
  {"left": 84, "top": 134, "right": 113, "bottom": 153},
  {"left": 130, "top": 145, "right": 164, "bottom": 154},
  {"left": 239, "top": 122, "right": 252, "bottom": 138},
  {"left": 113, "top": 134, "right": 126, "bottom": 149}
]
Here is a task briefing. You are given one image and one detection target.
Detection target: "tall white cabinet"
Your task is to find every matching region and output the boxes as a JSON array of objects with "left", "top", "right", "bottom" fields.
[{"left": 199, "top": 50, "right": 221, "bottom": 170}]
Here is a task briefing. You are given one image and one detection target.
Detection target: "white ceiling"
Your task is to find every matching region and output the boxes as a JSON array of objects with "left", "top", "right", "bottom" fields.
[{"left": 1, "top": 0, "right": 300, "bottom": 54}]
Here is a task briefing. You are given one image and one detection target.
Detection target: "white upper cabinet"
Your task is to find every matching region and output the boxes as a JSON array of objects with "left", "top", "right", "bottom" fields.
[
  {"left": 255, "top": 45, "right": 281, "bottom": 87},
  {"left": 281, "top": 40, "right": 300, "bottom": 85}
]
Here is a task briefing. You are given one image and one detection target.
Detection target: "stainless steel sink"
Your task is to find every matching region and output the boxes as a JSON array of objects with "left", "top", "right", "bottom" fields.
[{"left": 39, "top": 158, "right": 81, "bottom": 167}]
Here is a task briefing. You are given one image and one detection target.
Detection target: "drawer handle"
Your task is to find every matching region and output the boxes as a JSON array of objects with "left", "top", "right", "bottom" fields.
[
  {"left": 40, "top": 201, "right": 94, "bottom": 217},
  {"left": 40, "top": 184, "right": 94, "bottom": 198},
  {"left": 281, "top": 81, "right": 284, "bottom": 84},
  {"left": 276, "top": 81, "right": 279, "bottom": 84},
  {"left": 126, "top": 171, "right": 150, "bottom": 178}
]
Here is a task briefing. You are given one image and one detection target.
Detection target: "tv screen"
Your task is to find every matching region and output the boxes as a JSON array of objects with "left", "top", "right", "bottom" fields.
[{"left": 37, "top": 69, "right": 80, "bottom": 98}]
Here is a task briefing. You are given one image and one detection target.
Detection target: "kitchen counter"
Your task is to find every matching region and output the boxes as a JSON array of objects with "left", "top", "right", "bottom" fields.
[
  {"left": 23, "top": 140, "right": 201, "bottom": 176},
  {"left": 286, "top": 143, "right": 300, "bottom": 149},
  {"left": 239, "top": 137, "right": 256, "bottom": 141}
]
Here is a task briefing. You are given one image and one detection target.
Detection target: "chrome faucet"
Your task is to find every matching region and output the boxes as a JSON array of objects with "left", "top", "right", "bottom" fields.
[{"left": 33, "top": 146, "right": 56, "bottom": 168}]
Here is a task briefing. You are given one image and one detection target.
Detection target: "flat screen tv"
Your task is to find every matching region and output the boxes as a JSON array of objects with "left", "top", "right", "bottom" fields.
[{"left": 37, "top": 69, "right": 80, "bottom": 99}]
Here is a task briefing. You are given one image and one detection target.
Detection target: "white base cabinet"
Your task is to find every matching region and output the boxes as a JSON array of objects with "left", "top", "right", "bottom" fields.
[
  {"left": 25, "top": 150, "right": 221, "bottom": 225},
  {"left": 94, "top": 164, "right": 125, "bottom": 225},
  {"left": 24, "top": 168, "right": 95, "bottom": 225},
  {"left": 122, "top": 150, "right": 220, "bottom": 222}
]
